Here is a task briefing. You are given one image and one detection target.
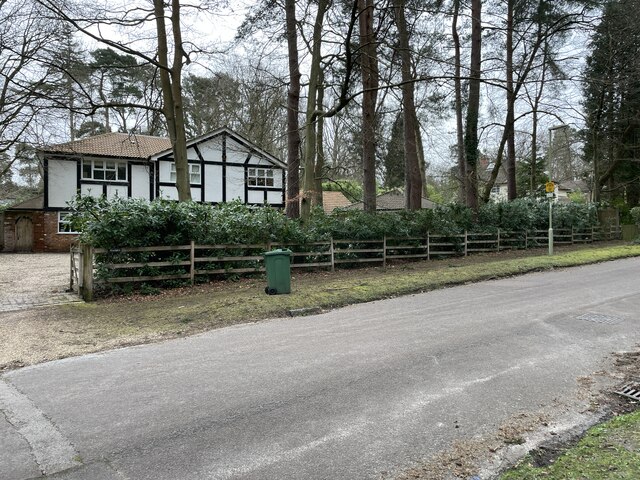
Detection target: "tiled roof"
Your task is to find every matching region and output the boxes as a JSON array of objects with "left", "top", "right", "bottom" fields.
[
  {"left": 322, "top": 191, "right": 352, "bottom": 213},
  {"left": 345, "top": 190, "right": 438, "bottom": 210},
  {"left": 41, "top": 133, "right": 171, "bottom": 159},
  {"left": 5, "top": 195, "right": 44, "bottom": 210}
]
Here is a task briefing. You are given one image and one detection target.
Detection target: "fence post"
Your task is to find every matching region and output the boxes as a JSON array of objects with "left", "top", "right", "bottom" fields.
[
  {"left": 330, "top": 237, "right": 335, "bottom": 272},
  {"left": 81, "top": 243, "right": 94, "bottom": 302},
  {"left": 69, "top": 245, "right": 74, "bottom": 291},
  {"left": 497, "top": 228, "right": 501, "bottom": 251},
  {"left": 190, "top": 241, "right": 195, "bottom": 285},
  {"left": 571, "top": 226, "right": 575, "bottom": 244},
  {"left": 383, "top": 236, "right": 387, "bottom": 268},
  {"left": 464, "top": 231, "right": 468, "bottom": 257},
  {"left": 427, "top": 232, "right": 430, "bottom": 261}
]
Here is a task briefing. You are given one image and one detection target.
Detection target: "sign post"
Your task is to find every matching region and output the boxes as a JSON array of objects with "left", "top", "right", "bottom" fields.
[{"left": 546, "top": 182, "right": 555, "bottom": 255}]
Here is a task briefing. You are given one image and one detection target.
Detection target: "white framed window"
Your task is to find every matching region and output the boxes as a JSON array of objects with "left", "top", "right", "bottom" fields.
[
  {"left": 82, "top": 159, "right": 127, "bottom": 181},
  {"left": 58, "top": 212, "right": 78, "bottom": 234},
  {"left": 248, "top": 168, "right": 274, "bottom": 187},
  {"left": 491, "top": 186, "right": 501, "bottom": 195},
  {"left": 169, "top": 162, "right": 201, "bottom": 184}
]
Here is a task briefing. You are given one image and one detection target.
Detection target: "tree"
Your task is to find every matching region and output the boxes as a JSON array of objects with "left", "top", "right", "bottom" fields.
[
  {"left": 285, "top": 0, "right": 302, "bottom": 218},
  {"left": 359, "top": 0, "right": 379, "bottom": 212},
  {"left": 383, "top": 111, "right": 405, "bottom": 188},
  {"left": 36, "top": 0, "right": 224, "bottom": 201},
  {"left": 393, "top": 0, "right": 422, "bottom": 210},
  {"left": 583, "top": 0, "right": 640, "bottom": 204},
  {"left": 0, "top": 0, "right": 59, "bottom": 169},
  {"left": 451, "top": 0, "right": 466, "bottom": 203},
  {"left": 301, "top": 0, "right": 330, "bottom": 220},
  {"left": 463, "top": 0, "right": 482, "bottom": 212}
]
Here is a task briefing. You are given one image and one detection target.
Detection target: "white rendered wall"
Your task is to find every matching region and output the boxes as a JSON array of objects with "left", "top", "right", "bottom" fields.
[
  {"left": 226, "top": 138, "right": 249, "bottom": 164},
  {"left": 204, "top": 164, "right": 223, "bottom": 203},
  {"left": 131, "top": 165, "right": 150, "bottom": 199},
  {"left": 226, "top": 166, "right": 244, "bottom": 200},
  {"left": 47, "top": 159, "right": 77, "bottom": 208},
  {"left": 199, "top": 139, "right": 223, "bottom": 162},
  {"left": 267, "top": 191, "right": 283, "bottom": 205}
]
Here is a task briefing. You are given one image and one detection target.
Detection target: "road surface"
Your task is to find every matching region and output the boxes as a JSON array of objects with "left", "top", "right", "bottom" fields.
[{"left": 1, "top": 257, "right": 639, "bottom": 479}]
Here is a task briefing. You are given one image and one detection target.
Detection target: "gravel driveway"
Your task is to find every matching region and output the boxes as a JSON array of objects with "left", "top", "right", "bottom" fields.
[{"left": 0, "top": 253, "right": 81, "bottom": 312}]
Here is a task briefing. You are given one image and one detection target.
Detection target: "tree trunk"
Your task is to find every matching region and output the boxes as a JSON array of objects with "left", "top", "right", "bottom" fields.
[
  {"left": 314, "top": 70, "right": 325, "bottom": 207},
  {"left": 359, "top": 0, "right": 378, "bottom": 213},
  {"left": 505, "top": 0, "right": 516, "bottom": 200},
  {"left": 464, "top": 0, "right": 482, "bottom": 212},
  {"left": 153, "top": 0, "right": 191, "bottom": 201},
  {"left": 452, "top": 0, "right": 466, "bottom": 203},
  {"left": 301, "top": 0, "right": 328, "bottom": 221},
  {"left": 284, "top": 0, "right": 301, "bottom": 219},
  {"left": 394, "top": 0, "right": 422, "bottom": 210}
]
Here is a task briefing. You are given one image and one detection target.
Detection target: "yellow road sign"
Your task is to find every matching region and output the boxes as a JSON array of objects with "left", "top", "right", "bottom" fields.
[{"left": 545, "top": 181, "right": 555, "bottom": 193}]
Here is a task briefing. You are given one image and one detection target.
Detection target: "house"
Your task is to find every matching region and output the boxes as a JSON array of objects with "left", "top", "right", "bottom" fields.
[
  {"left": 2, "top": 127, "right": 286, "bottom": 252},
  {"left": 344, "top": 189, "right": 439, "bottom": 211},
  {"left": 321, "top": 191, "right": 352, "bottom": 214}
]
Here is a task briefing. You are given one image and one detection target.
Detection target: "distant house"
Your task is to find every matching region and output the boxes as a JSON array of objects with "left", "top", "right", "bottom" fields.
[
  {"left": 320, "top": 191, "right": 352, "bottom": 214},
  {"left": 344, "top": 189, "right": 439, "bottom": 211},
  {"left": 2, "top": 127, "right": 286, "bottom": 252}
]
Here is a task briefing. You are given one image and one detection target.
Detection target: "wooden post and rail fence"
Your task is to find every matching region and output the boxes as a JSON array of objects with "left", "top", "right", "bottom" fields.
[{"left": 70, "top": 225, "right": 622, "bottom": 301}]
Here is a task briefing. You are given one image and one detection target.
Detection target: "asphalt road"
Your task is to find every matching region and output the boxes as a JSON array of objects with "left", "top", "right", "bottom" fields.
[{"left": 2, "top": 257, "right": 639, "bottom": 479}]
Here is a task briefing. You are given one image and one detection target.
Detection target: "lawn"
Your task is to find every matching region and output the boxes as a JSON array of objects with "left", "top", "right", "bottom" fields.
[{"left": 501, "top": 409, "right": 640, "bottom": 479}]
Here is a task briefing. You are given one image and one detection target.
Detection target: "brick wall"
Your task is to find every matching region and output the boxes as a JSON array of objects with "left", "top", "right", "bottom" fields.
[
  {"left": 42, "top": 211, "right": 78, "bottom": 252},
  {"left": 2, "top": 210, "right": 78, "bottom": 252}
]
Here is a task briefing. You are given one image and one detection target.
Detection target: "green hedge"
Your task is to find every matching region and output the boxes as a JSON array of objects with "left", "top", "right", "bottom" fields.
[{"left": 68, "top": 196, "right": 600, "bottom": 250}]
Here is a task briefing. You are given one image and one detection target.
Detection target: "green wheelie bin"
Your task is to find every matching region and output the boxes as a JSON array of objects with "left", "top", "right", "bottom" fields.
[{"left": 263, "top": 249, "right": 292, "bottom": 295}]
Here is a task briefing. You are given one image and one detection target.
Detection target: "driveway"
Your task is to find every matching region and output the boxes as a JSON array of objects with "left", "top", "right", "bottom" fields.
[
  {"left": 0, "top": 253, "right": 81, "bottom": 313},
  {"left": 1, "top": 257, "right": 639, "bottom": 479}
]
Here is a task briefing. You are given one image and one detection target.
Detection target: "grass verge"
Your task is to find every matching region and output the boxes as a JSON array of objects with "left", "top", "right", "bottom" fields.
[
  {"left": 1, "top": 243, "right": 640, "bottom": 371},
  {"left": 500, "top": 409, "right": 640, "bottom": 479}
]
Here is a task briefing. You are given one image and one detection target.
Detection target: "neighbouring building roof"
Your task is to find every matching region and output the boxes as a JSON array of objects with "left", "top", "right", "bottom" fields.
[
  {"left": 558, "top": 179, "right": 590, "bottom": 192},
  {"left": 322, "top": 191, "right": 352, "bottom": 214},
  {"left": 4, "top": 195, "right": 44, "bottom": 211},
  {"left": 345, "top": 189, "right": 439, "bottom": 211},
  {"left": 41, "top": 133, "right": 172, "bottom": 160}
]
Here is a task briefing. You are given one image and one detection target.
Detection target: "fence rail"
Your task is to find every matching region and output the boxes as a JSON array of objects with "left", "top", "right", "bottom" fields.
[{"left": 71, "top": 225, "right": 622, "bottom": 301}]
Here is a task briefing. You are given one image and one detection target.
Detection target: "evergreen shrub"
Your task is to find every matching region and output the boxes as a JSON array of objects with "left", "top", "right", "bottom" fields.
[{"left": 68, "top": 196, "right": 600, "bottom": 250}]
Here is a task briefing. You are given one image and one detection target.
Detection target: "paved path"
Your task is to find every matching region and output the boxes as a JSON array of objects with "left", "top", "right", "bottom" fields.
[
  {"left": 1, "top": 258, "right": 639, "bottom": 479},
  {"left": 0, "top": 254, "right": 81, "bottom": 313}
]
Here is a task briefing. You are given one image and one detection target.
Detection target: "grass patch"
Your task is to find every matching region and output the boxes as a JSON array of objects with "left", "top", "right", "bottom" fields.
[
  {"left": 2, "top": 243, "right": 640, "bottom": 371},
  {"left": 501, "top": 410, "right": 640, "bottom": 479}
]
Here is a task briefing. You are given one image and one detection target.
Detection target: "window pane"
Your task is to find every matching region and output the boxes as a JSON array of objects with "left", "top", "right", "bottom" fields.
[
  {"left": 106, "top": 161, "right": 116, "bottom": 170},
  {"left": 170, "top": 163, "right": 176, "bottom": 173},
  {"left": 82, "top": 162, "right": 92, "bottom": 179},
  {"left": 190, "top": 173, "right": 201, "bottom": 184},
  {"left": 249, "top": 168, "right": 256, "bottom": 177},
  {"left": 191, "top": 164, "right": 200, "bottom": 173},
  {"left": 266, "top": 178, "right": 274, "bottom": 187},
  {"left": 94, "top": 170, "right": 105, "bottom": 180},
  {"left": 170, "top": 173, "right": 176, "bottom": 182},
  {"left": 117, "top": 164, "right": 126, "bottom": 180},
  {"left": 267, "top": 170, "right": 274, "bottom": 177},
  {"left": 105, "top": 170, "right": 116, "bottom": 181}
]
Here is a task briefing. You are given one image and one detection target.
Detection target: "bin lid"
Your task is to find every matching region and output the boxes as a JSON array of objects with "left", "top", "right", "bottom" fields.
[{"left": 264, "top": 249, "right": 292, "bottom": 257}]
